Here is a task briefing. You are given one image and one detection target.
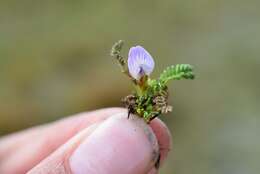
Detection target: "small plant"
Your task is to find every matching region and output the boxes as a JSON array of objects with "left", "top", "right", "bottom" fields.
[{"left": 110, "top": 40, "right": 195, "bottom": 123}]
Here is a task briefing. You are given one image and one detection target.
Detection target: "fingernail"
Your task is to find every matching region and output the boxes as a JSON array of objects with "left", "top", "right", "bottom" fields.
[
  {"left": 148, "top": 167, "right": 158, "bottom": 174},
  {"left": 149, "top": 118, "right": 172, "bottom": 168},
  {"left": 69, "top": 113, "right": 159, "bottom": 174}
]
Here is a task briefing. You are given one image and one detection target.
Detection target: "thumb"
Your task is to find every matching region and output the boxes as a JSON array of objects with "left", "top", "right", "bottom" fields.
[{"left": 28, "top": 113, "right": 160, "bottom": 174}]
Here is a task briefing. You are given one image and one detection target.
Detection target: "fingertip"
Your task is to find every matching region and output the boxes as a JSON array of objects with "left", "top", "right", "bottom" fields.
[
  {"left": 69, "top": 113, "right": 159, "bottom": 174},
  {"left": 23, "top": 110, "right": 171, "bottom": 174}
]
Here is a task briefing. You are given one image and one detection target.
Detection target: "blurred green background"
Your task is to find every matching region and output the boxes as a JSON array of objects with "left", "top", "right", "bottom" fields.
[{"left": 0, "top": 0, "right": 260, "bottom": 173}]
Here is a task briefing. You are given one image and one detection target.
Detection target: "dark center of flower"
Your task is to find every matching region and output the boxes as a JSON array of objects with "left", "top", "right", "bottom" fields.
[{"left": 138, "top": 67, "right": 145, "bottom": 77}]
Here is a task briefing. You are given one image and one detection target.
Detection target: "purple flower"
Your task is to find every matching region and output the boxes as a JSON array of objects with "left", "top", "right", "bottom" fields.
[{"left": 128, "top": 46, "right": 155, "bottom": 80}]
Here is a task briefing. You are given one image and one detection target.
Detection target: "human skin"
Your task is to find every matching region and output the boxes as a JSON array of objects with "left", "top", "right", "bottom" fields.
[{"left": 0, "top": 108, "right": 171, "bottom": 174}]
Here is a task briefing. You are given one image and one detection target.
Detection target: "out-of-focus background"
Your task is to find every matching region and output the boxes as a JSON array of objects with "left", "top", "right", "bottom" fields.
[{"left": 0, "top": 0, "right": 260, "bottom": 173}]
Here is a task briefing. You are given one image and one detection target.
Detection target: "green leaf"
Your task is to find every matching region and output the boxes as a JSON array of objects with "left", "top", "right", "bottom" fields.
[{"left": 159, "top": 64, "right": 195, "bottom": 84}]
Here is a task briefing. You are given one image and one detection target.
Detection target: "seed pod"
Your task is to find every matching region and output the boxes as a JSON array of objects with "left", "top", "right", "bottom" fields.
[
  {"left": 161, "top": 105, "right": 173, "bottom": 114},
  {"left": 122, "top": 94, "right": 137, "bottom": 108}
]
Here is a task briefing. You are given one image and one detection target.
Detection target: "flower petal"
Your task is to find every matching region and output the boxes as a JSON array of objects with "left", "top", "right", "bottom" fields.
[{"left": 128, "top": 46, "right": 155, "bottom": 80}]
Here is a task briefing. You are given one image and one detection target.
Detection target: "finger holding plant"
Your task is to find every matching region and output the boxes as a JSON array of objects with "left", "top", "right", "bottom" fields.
[{"left": 110, "top": 40, "right": 195, "bottom": 123}]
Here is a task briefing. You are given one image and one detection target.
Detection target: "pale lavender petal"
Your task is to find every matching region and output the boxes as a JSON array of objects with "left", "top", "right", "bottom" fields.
[{"left": 128, "top": 46, "right": 155, "bottom": 80}]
